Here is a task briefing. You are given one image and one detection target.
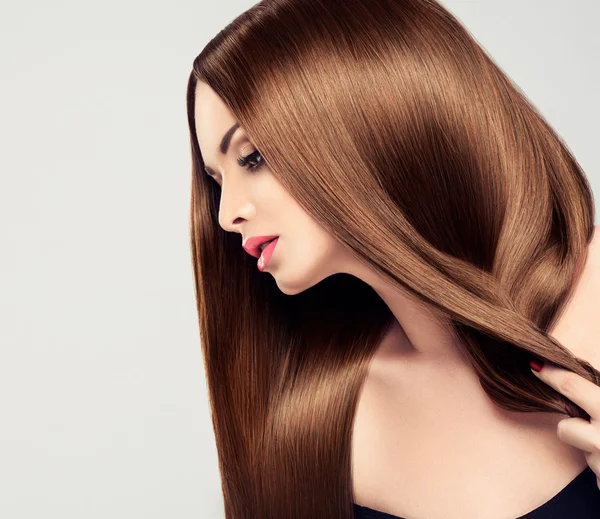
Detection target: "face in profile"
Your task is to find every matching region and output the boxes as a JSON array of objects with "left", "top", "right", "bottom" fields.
[{"left": 194, "top": 81, "right": 359, "bottom": 295}]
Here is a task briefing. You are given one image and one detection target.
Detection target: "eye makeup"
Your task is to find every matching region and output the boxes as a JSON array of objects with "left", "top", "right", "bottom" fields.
[
  {"left": 203, "top": 147, "right": 265, "bottom": 183},
  {"left": 236, "top": 149, "right": 264, "bottom": 172}
]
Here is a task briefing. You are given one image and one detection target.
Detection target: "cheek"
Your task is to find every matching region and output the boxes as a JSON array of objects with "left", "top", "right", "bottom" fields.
[{"left": 286, "top": 233, "right": 339, "bottom": 278}]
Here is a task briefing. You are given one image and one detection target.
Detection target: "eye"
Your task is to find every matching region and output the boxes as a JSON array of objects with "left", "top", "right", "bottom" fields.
[{"left": 237, "top": 149, "right": 264, "bottom": 173}]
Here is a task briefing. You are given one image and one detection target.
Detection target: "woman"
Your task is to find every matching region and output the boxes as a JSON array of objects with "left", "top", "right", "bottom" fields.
[{"left": 186, "top": 0, "right": 600, "bottom": 517}]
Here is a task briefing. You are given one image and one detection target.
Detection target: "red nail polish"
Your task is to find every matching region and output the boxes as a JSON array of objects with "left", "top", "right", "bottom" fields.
[{"left": 529, "top": 359, "right": 544, "bottom": 372}]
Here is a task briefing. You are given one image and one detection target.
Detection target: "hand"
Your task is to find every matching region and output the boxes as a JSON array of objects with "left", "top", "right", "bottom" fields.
[{"left": 530, "top": 360, "right": 600, "bottom": 488}]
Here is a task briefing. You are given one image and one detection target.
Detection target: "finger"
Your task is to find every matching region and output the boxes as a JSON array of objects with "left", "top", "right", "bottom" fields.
[
  {"left": 530, "top": 361, "right": 600, "bottom": 422},
  {"left": 556, "top": 417, "right": 600, "bottom": 454}
]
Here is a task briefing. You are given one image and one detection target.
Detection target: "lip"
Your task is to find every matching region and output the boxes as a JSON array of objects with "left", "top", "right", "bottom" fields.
[
  {"left": 257, "top": 237, "right": 278, "bottom": 272},
  {"left": 243, "top": 235, "right": 279, "bottom": 258}
]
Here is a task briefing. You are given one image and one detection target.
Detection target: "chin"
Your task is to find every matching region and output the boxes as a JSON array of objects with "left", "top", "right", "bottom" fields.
[
  {"left": 274, "top": 277, "right": 308, "bottom": 296},
  {"left": 273, "top": 267, "right": 328, "bottom": 296}
]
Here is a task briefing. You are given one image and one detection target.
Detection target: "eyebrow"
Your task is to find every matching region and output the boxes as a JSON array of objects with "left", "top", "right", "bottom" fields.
[{"left": 202, "top": 121, "right": 241, "bottom": 177}]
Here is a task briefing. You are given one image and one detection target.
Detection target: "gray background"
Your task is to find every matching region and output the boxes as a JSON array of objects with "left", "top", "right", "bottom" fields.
[{"left": 0, "top": 1, "right": 597, "bottom": 517}]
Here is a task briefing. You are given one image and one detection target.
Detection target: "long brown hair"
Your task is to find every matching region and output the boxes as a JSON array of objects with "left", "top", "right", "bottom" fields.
[{"left": 185, "top": 0, "right": 598, "bottom": 516}]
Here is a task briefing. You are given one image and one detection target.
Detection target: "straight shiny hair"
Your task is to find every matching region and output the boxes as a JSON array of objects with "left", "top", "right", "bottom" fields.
[{"left": 185, "top": 0, "right": 598, "bottom": 516}]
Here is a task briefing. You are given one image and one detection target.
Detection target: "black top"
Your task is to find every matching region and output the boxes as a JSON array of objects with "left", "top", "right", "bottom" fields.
[{"left": 353, "top": 467, "right": 600, "bottom": 518}]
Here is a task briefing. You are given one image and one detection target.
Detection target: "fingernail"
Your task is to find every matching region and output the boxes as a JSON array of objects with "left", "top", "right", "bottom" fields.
[{"left": 529, "top": 359, "right": 544, "bottom": 372}]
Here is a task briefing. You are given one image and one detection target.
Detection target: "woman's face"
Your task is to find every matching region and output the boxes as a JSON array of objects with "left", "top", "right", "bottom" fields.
[{"left": 194, "top": 81, "right": 357, "bottom": 295}]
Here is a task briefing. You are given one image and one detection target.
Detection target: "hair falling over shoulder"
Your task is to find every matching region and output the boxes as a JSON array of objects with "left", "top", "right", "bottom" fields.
[{"left": 185, "top": 0, "right": 597, "bottom": 517}]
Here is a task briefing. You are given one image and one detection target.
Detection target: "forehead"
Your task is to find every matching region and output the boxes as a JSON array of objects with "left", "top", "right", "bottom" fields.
[{"left": 194, "top": 81, "right": 239, "bottom": 156}]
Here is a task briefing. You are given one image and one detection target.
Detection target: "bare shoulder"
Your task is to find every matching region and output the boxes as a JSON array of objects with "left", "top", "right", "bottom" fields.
[
  {"left": 586, "top": 224, "right": 600, "bottom": 266},
  {"left": 549, "top": 224, "right": 600, "bottom": 370},
  {"left": 581, "top": 224, "right": 600, "bottom": 367},
  {"left": 572, "top": 224, "right": 600, "bottom": 306}
]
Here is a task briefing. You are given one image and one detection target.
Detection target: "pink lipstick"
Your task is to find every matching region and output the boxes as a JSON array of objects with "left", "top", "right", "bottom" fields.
[
  {"left": 257, "top": 237, "right": 278, "bottom": 271},
  {"left": 243, "top": 235, "right": 279, "bottom": 258}
]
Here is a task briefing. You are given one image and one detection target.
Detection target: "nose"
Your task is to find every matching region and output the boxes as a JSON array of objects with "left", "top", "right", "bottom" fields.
[{"left": 217, "top": 179, "right": 255, "bottom": 234}]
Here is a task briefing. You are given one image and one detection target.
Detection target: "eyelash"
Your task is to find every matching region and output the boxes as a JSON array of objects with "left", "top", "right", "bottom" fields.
[
  {"left": 237, "top": 149, "right": 264, "bottom": 173},
  {"left": 205, "top": 149, "right": 264, "bottom": 186}
]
